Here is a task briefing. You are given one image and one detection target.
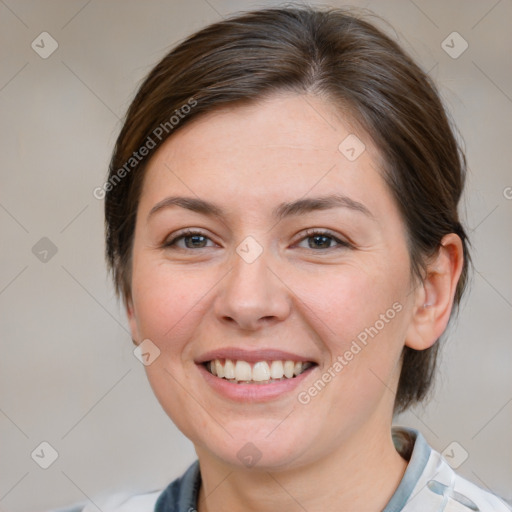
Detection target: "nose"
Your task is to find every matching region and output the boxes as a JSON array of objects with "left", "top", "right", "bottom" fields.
[{"left": 213, "top": 247, "right": 291, "bottom": 331}]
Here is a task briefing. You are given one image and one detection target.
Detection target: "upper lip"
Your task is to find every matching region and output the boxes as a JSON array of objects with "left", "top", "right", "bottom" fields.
[{"left": 195, "top": 348, "right": 317, "bottom": 364}]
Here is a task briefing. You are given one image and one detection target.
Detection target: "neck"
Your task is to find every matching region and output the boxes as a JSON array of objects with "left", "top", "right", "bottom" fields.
[{"left": 196, "top": 423, "right": 408, "bottom": 512}]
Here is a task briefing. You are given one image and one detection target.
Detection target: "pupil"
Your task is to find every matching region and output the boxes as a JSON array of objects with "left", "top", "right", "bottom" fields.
[
  {"left": 186, "top": 235, "right": 206, "bottom": 248},
  {"left": 310, "top": 235, "right": 330, "bottom": 249}
]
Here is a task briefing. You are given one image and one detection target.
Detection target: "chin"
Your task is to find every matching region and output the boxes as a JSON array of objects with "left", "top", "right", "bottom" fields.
[{"left": 192, "top": 422, "right": 322, "bottom": 472}]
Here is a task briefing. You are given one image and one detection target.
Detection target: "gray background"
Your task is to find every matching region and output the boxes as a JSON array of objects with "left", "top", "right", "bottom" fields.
[{"left": 0, "top": 1, "right": 510, "bottom": 511}]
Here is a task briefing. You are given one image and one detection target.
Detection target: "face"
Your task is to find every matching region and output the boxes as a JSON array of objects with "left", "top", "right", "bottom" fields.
[{"left": 128, "top": 93, "right": 421, "bottom": 470}]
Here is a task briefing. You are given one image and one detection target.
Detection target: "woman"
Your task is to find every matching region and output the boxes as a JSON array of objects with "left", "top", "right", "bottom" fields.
[{"left": 57, "top": 6, "right": 510, "bottom": 512}]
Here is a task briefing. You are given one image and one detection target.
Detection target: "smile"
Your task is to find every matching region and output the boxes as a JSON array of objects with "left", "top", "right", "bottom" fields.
[{"left": 205, "top": 359, "right": 316, "bottom": 384}]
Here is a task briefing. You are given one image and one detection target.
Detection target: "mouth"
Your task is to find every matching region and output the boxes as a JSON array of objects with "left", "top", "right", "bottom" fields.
[{"left": 203, "top": 358, "right": 317, "bottom": 385}]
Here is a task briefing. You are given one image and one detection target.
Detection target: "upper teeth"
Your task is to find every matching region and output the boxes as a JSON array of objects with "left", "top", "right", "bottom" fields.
[{"left": 207, "top": 359, "right": 313, "bottom": 383}]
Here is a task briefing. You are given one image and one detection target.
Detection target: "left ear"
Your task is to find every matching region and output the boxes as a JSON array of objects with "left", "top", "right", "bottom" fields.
[
  {"left": 405, "top": 233, "right": 464, "bottom": 350},
  {"left": 125, "top": 295, "right": 141, "bottom": 346}
]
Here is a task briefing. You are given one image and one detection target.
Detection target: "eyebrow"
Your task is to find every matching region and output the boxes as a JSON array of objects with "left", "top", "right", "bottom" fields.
[{"left": 147, "top": 193, "right": 373, "bottom": 221}]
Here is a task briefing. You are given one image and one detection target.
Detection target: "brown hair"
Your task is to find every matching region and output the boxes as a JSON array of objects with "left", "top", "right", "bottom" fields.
[{"left": 105, "top": 7, "right": 470, "bottom": 414}]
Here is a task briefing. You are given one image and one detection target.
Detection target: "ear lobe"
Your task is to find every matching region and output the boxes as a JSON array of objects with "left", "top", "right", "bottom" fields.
[
  {"left": 405, "top": 233, "right": 464, "bottom": 351},
  {"left": 125, "top": 296, "right": 140, "bottom": 345}
]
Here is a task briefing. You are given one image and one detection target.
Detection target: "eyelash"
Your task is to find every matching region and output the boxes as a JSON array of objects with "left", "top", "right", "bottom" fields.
[{"left": 162, "top": 228, "right": 351, "bottom": 251}]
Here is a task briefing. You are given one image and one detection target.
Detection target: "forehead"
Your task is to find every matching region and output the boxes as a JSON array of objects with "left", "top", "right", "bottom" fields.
[{"left": 139, "top": 93, "right": 392, "bottom": 218}]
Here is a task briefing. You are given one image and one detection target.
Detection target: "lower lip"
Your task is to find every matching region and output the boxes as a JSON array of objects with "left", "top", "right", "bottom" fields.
[{"left": 196, "top": 363, "right": 316, "bottom": 402}]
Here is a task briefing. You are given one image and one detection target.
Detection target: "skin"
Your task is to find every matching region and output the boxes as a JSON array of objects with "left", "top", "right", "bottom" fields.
[{"left": 127, "top": 92, "right": 463, "bottom": 511}]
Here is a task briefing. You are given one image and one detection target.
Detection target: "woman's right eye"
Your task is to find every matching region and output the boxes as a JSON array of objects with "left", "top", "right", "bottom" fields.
[{"left": 163, "top": 230, "right": 216, "bottom": 249}]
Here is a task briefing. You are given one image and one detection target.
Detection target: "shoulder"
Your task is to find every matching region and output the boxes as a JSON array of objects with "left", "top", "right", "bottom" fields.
[
  {"left": 50, "top": 505, "right": 88, "bottom": 512},
  {"left": 48, "top": 490, "right": 161, "bottom": 512},
  {"left": 410, "top": 460, "right": 512, "bottom": 511},
  {"left": 153, "top": 460, "right": 201, "bottom": 511},
  {"left": 48, "top": 461, "right": 200, "bottom": 512},
  {"left": 449, "top": 473, "right": 512, "bottom": 511},
  {"left": 393, "top": 427, "right": 511, "bottom": 512}
]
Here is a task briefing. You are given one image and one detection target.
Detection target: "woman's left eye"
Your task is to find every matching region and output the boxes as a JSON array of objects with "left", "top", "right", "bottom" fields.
[
  {"left": 163, "top": 230, "right": 216, "bottom": 249},
  {"left": 295, "top": 230, "right": 351, "bottom": 250}
]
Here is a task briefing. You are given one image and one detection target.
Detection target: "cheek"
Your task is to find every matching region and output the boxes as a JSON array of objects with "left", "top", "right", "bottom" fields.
[
  {"left": 131, "top": 261, "right": 211, "bottom": 347},
  {"left": 291, "top": 260, "right": 406, "bottom": 344},
  {"left": 291, "top": 260, "right": 409, "bottom": 398},
  {"left": 296, "top": 270, "right": 407, "bottom": 414},
  {"left": 130, "top": 263, "right": 219, "bottom": 438}
]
